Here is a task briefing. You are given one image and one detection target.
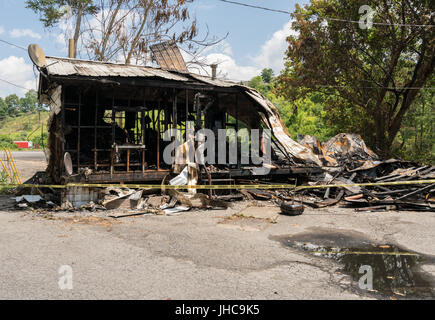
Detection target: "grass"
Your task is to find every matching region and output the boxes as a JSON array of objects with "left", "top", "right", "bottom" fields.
[{"left": 0, "top": 111, "right": 49, "bottom": 148}]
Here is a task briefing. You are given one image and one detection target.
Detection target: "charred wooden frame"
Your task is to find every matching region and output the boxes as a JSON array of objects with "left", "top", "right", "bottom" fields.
[{"left": 39, "top": 57, "right": 321, "bottom": 185}]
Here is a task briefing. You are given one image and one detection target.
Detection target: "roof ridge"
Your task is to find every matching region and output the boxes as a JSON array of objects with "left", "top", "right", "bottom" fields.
[
  {"left": 45, "top": 56, "right": 197, "bottom": 77},
  {"left": 45, "top": 55, "right": 160, "bottom": 69},
  {"left": 44, "top": 56, "right": 241, "bottom": 85}
]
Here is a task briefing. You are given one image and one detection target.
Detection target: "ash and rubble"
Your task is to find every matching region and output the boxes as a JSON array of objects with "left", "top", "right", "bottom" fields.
[
  {"left": 296, "top": 133, "right": 435, "bottom": 212},
  {"left": 14, "top": 132, "right": 435, "bottom": 215}
]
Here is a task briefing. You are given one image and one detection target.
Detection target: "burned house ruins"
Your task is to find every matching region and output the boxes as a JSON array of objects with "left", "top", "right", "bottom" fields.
[
  {"left": 28, "top": 43, "right": 433, "bottom": 212},
  {"left": 36, "top": 56, "right": 323, "bottom": 186}
]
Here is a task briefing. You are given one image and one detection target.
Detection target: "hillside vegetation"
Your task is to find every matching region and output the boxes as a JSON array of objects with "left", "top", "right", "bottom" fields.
[
  {"left": 0, "top": 112, "right": 49, "bottom": 149},
  {"left": 0, "top": 90, "right": 48, "bottom": 149}
]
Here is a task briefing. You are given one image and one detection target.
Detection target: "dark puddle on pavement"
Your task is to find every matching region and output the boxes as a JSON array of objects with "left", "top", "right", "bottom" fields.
[{"left": 272, "top": 228, "right": 435, "bottom": 299}]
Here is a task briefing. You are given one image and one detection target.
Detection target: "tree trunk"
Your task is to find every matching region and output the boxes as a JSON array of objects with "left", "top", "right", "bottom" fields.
[
  {"left": 73, "top": 4, "right": 84, "bottom": 58},
  {"left": 99, "top": 0, "right": 123, "bottom": 61},
  {"left": 387, "top": 56, "right": 435, "bottom": 149},
  {"left": 125, "top": 4, "right": 152, "bottom": 64},
  {"left": 374, "top": 108, "right": 391, "bottom": 157}
]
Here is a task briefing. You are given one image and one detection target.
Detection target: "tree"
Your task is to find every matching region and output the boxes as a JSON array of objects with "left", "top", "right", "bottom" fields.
[
  {"left": 82, "top": 0, "right": 213, "bottom": 65},
  {"left": 248, "top": 73, "right": 335, "bottom": 142},
  {"left": 395, "top": 88, "right": 435, "bottom": 163},
  {"left": 248, "top": 76, "right": 270, "bottom": 95},
  {"left": 4, "top": 94, "right": 21, "bottom": 117},
  {"left": 0, "top": 98, "right": 7, "bottom": 121},
  {"left": 27, "top": 1, "right": 220, "bottom": 67},
  {"left": 261, "top": 68, "right": 274, "bottom": 83},
  {"left": 19, "top": 90, "right": 39, "bottom": 113},
  {"left": 26, "top": 0, "right": 98, "bottom": 57},
  {"left": 276, "top": 0, "right": 434, "bottom": 156}
]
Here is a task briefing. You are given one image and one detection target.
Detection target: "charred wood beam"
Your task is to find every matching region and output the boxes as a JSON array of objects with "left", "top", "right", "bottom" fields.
[
  {"left": 48, "top": 76, "right": 240, "bottom": 93},
  {"left": 396, "top": 183, "right": 435, "bottom": 201},
  {"left": 77, "top": 90, "right": 81, "bottom": 173},
  {"left": 67, "top": 170, "right": 170, "bottom": 183}
]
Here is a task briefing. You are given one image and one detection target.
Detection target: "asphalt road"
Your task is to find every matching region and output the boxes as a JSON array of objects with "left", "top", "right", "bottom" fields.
[
  {"left": 10, "top": 151, "right": 46, "bottom": 162},
  {"left": 0, "top": 201, "right": 434, "bottom": 300}
]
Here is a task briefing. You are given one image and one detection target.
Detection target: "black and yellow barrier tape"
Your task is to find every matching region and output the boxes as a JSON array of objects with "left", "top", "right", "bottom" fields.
[{"left": 0, "top": 179, "right": 434, "bottom": 190}]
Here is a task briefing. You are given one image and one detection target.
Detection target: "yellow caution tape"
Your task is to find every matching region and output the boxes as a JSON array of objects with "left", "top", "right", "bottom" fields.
[
  {"left": 0, "top": 183, "right": 294, "bottom": 190},
  {"left": 295, "top": 179, "right": 435, "bottom": 191},
  {"left": 0, "top": 179, "right": 434, "bottom": 190}
]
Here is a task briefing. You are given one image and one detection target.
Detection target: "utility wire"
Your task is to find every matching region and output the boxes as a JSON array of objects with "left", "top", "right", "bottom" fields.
[
  {"left": 217, "top": 0, "right": 435, "bottom": 27},
  {"left": 218, "top": 0, "right": 290, "bottom": 15},
  {"left": 302, "top": 84, "right": 435, "bottom": 90},
  {"left": 0, "top": 38, "right": 37, "bottom": 92},
  {"left": 0, "top": 78, "right": 33, "bottom": 91},
  {"left": 0, "top": 38, "right": 27, "bottom": 51}
]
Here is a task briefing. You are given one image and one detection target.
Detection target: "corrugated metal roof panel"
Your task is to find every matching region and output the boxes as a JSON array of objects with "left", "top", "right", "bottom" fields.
[
  {"left": 43, "top": 56, "right": 247, "bottom": 87},
  {"left": 149, "top": 40, "right": 188, "bottom": 72},
  {"left": 188, "top": 73, "right": 238, "bottom": 87},
  {"left": 45, "top": 57, "right": 190, "bottom": 81},
  {"left": 47, "top": 59, "right": 76, "bottom": 75}
]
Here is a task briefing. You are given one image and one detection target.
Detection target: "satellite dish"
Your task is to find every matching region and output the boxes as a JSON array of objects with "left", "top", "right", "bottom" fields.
[
  {"left": 28, "top": 44, "right": 46, "bottom": 68},
  {"left": 64, "top": 152, "right": 73, "bottom": 176}
]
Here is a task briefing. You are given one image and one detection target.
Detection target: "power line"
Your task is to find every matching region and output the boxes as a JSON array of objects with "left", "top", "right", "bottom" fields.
[
  {"left": 318, "top": 17, "right": 435, "bottom": 28},
  {"left": 217, "top": 0, "right": 435, "bottom": 27},
  {"left": 0, "top": 38, "right": 27, "bottom": 51},
  {"left": 0, "top": 78, "right": 33, "bottom": 91},
  {"left": 308, "top": 84, "right": 435, "bottom": 90},
  {"left": 0, "top": 38, "right": 38, "bottom": 93},
  {"left": 218, "top": 0, "right": 290, "bottom": 15}
]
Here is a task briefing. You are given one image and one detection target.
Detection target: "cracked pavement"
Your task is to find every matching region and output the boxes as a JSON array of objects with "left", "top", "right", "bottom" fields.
[{"left": 0, "top": 199, "right": 434, "bottom": 299}]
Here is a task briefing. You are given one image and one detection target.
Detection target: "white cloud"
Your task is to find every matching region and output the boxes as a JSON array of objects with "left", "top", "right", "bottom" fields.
[
  {"left": 252, "top": 20, "right": 297, "bottom": 74},
  {"left": 184, "top": 39, "right": 260, "bottom": 81},
  {"left": 198, "top": 53, "right": 260, "bottom": 81},
  {"left": 186, "top": 21, "right": 297, "bottom": 81},
  {"left": 10, "top": 28, "right": 42, "bottom": 40},
  {"left": 0, "top": 26, "right": 4, "bottom": 35},
  {"left": 0, "top": 56, "right": 37, "bottom": 97}
]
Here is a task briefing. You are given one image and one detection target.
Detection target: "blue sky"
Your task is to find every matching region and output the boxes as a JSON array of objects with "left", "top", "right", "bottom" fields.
[{"left": 0, "top": 0, "right": 308, "bottom": 97}]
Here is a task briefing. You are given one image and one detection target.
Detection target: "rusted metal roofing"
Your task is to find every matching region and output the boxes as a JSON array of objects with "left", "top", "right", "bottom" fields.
[
  {"left": 149, "top": 41, "right": 188, "bottom": 72},
  {"left": 188, "top": 73, "right": 238, "bottom": 88},
  {"left": 44, "top": 56, "right": 244, "bottom": 89},
  {"left": 45, "top": 56, "right": 191, "bottom": 82}
]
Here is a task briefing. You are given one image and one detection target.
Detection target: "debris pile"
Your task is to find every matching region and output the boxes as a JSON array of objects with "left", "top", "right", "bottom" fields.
[
  {"left": 297, "top": 133, "right": 379, "bottom": 167},
  {"left": 13, "top": 183, "right": 234, "bottom": 217},
  {"left": 13, "top": 133, "right": 434, "bottom": 214},
  {"left": 15, "top": 195, "right": 55, "bottom": 210},
  {"left": 204, "top": 134, "right": 434, "bottom": 213},
  {"left": 25, "top": 47, "right": 432, "bottom": 215},
  {"left": 278, "top": 134, "right": 434, "bottom": 212},
  {"left": 291, "top": 160, "right": 435, "bottom": 212}
]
